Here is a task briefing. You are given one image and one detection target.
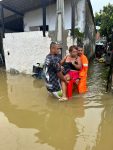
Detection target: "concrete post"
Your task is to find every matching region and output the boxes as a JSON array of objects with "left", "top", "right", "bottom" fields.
[
  {"left": 56, "top": 0, "right": 65, "bottom": 57},
  {"left": 0, "top": 4, "right": 5, "bottom": 38},
  {"left": 41, "top": 0, "right": 46, "bottom": 37},
  {"left": 71, "top": 0, "right": 75, "bottom": 38}
]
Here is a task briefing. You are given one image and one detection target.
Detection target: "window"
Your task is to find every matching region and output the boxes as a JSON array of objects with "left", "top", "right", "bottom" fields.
[{"left": 29, "top": 25, "right": 49, "bottom": 31}]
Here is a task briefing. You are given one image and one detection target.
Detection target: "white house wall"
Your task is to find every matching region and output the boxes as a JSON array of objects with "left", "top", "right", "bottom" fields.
[
  {"left": 3, "top": 30, "right": 77, "bottom": 74},
  {"left": 3, "top": 31, "right": 51, "bottom": 74},
  {"left": 24, "top": 0, "right": 85, "bottom": 31},
  {"left": 64, "top": 0, "right": 71, "bottom": 30},
  {"left": 76, "top": 0, "right": 85, "bottom": 32},
  {"left": 3, "top": 0, "right": 93, "bottom": 74},
  {"left": 24, "top": 4, "right": 56, "bottom": 31}
]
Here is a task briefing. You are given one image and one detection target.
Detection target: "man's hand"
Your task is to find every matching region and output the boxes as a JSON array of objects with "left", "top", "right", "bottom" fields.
[{"left": 75, "top": 78, "right": 80, "bottom": 85}]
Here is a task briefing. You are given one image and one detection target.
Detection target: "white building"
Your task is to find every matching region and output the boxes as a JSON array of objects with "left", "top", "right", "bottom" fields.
[{"left": 0, "top": 0, "right": 95, "bottom": 74}]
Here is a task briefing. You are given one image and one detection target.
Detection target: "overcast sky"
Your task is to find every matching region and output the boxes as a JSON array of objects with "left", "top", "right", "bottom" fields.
[{"left": 90, "top": 0, "right": 113, "bottom": 14}]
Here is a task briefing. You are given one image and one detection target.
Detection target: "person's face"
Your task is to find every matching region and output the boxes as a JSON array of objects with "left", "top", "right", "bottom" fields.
[
  {"left": 52, "top": 45, "right": 60, "bottom": 55},
  {"left": 78, "top": 47, "right": 84, "bottom": 56},
  {"left": 70, "top": 48, "right": 78, "bottom": 57}
]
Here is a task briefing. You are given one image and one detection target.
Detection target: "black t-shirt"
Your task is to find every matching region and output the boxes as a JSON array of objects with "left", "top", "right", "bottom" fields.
[
  {"left": 62, "top": 61, "right": 78, "bottom": 75},
  {"left": 44, "top": 54, "right": 61, "bottom": 92}
]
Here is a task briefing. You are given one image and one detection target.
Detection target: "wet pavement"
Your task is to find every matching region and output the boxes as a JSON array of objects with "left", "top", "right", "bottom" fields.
[{"left": 0, "top": 60, "right": 113, "bottom": 150}]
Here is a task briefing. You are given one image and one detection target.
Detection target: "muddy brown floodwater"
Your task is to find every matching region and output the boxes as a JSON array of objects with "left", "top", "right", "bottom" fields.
[{"left": 0, "top": 60, "right": 113, "bottom": 150}]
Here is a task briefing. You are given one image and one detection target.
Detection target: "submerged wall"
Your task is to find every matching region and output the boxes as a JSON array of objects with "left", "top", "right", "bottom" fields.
[
  {"left": 3, "top": 30, "right": 74, "bottom": 74},
  {"left": 3, "top": 31, "right": 51, "bottom": 74}
]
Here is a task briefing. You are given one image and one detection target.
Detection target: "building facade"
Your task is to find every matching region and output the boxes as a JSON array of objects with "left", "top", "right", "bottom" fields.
[{"left": 0, "top": 0, "right": 95, "bottom": 74}]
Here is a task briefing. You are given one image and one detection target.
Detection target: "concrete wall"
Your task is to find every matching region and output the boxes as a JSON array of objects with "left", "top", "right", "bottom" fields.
[
  {"left": 3, "top": 31, "right": 51, "bottom": 74},
  {"left": 3, "top": 0, "right": 95, "bottom": 74},
  {"left": 75, "top": 0, "right": 86, "bottom": 32},
  {"left": 3, "top": 30, "right": 75, "bottom": 74},
  {"left": 84, "top": 1, "right": 95, "bottom": 58}
]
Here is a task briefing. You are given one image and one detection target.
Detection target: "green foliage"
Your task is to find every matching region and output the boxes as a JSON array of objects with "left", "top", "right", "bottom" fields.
[
  {"left": 95, "top": 3, "right": 113, "bottom": 40},
  {"left": 74, "top": 28, "right": 84, "bottom": 38},
  {"left": 73, "top": 28, "right": 84, "bottom": 45}
]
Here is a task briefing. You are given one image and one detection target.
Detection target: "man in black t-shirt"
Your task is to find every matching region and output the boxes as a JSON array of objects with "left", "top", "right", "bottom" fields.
[{"left": 44, "top": 42, "right": 68, "bottom": 99}]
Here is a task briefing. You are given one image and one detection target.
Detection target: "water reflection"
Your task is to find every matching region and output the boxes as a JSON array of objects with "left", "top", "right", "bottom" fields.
[
  {"left": 0, "top": 112, "right": 54, "bottom": 150},
  {"left": 38, "top": 97, "right": 85, "bottom": 150},
  {"left": 6, "top": 73, "right": 48, "bottom": 111},
  {"left": 0, "top": 60, "right": 113, "bottom": 150},
  {"left": 92, "top": 94, "right": 113, "bottom": 150},
  {"left": 74, "top": 106, "right": 103, "bottom": 150},
  {"left": 0, "top": 70, "right": 85, "bottom": 150},
  {"left": 86, "top": 61, "right": 106, "bottom": 100}
]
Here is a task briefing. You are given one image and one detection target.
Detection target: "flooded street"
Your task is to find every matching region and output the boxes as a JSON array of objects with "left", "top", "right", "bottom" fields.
[{"left": 0, "top": 60, "right": 113, "bottom": 150}]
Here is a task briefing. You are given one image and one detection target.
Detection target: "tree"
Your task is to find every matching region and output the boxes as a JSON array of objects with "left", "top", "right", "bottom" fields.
[{"left": 95, "top": 3, "right": 113, "bottom": 41}]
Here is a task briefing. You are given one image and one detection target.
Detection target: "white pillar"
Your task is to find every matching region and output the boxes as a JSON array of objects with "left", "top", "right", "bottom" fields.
[{"left": 56, "top": 0, "right": 65, "bottom": 57}]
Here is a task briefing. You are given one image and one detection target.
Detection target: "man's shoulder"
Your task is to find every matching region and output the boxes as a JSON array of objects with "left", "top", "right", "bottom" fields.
[
  {"left": 45, "top": 54, "right": 53, "bottom": 61},
  {"left": 46, "top": 54, "right": 51, "bottom": 59},
  {"left": 81, "top": 54, "right": 88, "bottom": 63},
  {"left": 46, "top": 54, "right": 60, "bottom": 59},
  {"left": 45, "top": 54, "right": 60, "bottom": 65},
  {"left": 45, "top": 54, "right": 51, "bottom": 65},
  {"left": 82, "top": 54, "right": 88, "bottom": 59}
]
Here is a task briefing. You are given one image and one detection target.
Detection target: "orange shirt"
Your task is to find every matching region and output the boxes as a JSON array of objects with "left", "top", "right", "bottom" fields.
[{"left": 79, "top": 54, "right": 88, "bottom": 78}]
